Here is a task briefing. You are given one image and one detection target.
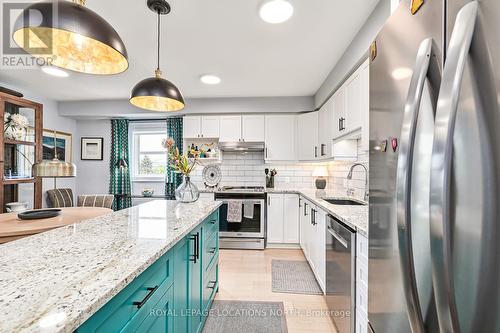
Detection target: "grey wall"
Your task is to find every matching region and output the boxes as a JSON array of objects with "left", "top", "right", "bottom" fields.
[
  {"left": 59, "top": 96, "right": 315, "bottom": 119},
  {"left": 74, "top": 120, "right": 111, "bottom": 196},
  {"left": 0, "top": 81, "right": 78, "bottom": 207},
  {"left": 314, "top": 0, "right": 391, "bottom": 108}
]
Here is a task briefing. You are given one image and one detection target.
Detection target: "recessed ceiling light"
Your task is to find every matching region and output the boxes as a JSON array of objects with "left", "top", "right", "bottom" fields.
[
  {"left": 259, "top": 0, "right": 294, "bottom": 24},
  {"left": 391, "top": 67, "right": 413, "bottom": 80},
  {"left": 200, "top": 75, "right": 221, "bottom": 85},
  {"left": 41, "top": 66, "right": 69, "bottom": 78}
]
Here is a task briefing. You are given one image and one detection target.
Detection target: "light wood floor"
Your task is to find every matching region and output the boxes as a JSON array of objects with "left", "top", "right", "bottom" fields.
[{"left": 216, "top": 249, "right": 337, "bottom": 333}]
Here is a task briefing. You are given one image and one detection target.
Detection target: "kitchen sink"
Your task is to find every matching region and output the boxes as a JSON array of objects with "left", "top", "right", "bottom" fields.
[{"left": 324, "top": 198, "right": 366, "bottom": 206}]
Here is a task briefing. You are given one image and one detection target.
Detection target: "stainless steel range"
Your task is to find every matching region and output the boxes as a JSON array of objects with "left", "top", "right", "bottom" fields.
[{"left": 214, "top": 186, "right": 266, "bottom": 250}]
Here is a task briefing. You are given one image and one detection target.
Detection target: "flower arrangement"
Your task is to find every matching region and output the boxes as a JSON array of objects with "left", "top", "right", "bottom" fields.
[
  {"left": 162, "top": 137, "right": 201, "bottom": 176},
  {"left": 4, "top": 112, "right": 29, "bottom": 141}
]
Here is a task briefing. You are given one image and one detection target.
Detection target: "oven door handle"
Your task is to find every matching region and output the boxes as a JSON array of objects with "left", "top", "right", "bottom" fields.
[
  {"left": 216, "top": 199, "right": 264, "bottom": 205},
  {"left": 327, "top": 226, "right": 348, "bottom": 248}
]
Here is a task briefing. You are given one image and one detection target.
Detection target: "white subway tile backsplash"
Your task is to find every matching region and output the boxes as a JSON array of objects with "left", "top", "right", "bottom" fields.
[{"left": 151, "top": 141, "right": 369, "bottom": 200}]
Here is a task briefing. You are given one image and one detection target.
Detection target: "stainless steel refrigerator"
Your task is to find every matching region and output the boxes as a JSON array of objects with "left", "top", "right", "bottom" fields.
[{"left": 368, "top": 0, "right": 500, "bottom": 332}]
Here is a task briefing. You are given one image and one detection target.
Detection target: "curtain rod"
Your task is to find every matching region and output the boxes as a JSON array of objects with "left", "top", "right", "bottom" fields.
[{"left": 126, "top": 118, "right": 177, "bottom": 122}]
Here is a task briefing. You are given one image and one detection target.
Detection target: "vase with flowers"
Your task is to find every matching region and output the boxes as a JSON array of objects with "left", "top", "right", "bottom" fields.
[
  {"left": 162, "top": 137, "right": 202, "bottom": 203},
  {"left": 4, "top": 112, "right": 29, "bottom": 141}
]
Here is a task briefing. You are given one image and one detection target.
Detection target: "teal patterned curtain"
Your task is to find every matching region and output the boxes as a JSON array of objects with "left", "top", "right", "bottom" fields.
[
  {"left": 109, "top": 119, "right": 132, "bottom": 210},
  {"left": 165, "top": 117, "right": 183, "bottom": 199}
]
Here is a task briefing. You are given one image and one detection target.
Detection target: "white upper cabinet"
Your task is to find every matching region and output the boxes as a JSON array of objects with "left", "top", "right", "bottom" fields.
[
  {"left": 360, "top": 60, "right": 370, "bottom": 151},
  {"left": 330, "top": 58, "right": 369, "bottom": 150},
  {"left": 183, "top": 116, "right": 202, "bottom": 138},
  {"left": 183, "top": 115, "right": 220, "bottom": 138},
  {"left": 265, "top": 115, "right": 296, "bottom": 161},
  {"left": 297, "top": 111, "right": 319, "bottom": 161},
  {"left": 242, "top": 115, "right": 265, "bottom": 142},
  {"left": 201, "top": 116, "right": 220, "bottom": 138},
  {"left": 219, "top": 116, "right": 242, "bottom": 142},
  {"left": 318, "top": 100, "right": 334, "bottom": 159},
  {"left": 331, "top": 87, "right": 346, "bottom": 139},
  {"left": 344, "top": 66, "right": 363, "bottom": 134}
]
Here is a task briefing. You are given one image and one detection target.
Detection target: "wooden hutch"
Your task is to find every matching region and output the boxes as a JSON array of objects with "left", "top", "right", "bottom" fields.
[{"left": 0, "top": 91, "right": 43, "bottom": 212}]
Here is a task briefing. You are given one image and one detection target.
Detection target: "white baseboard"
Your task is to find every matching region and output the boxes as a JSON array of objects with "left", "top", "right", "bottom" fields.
[{"left": 265, "top": 243, "right": 301, "bottom": 249}]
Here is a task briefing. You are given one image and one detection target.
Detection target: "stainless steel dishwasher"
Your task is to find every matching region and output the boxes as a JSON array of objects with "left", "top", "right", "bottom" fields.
[{"left": 325, "top": 214, "right": 356, "bottom": 333}]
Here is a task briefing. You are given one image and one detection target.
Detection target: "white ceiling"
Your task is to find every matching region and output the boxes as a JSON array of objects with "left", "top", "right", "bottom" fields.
[{"left": 0, "top": 0, "right": 379, "bottom": 101}]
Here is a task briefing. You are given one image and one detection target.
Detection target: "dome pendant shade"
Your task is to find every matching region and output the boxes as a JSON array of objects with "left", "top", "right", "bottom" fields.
[
  {"left": 130, "top": 76, "right": 185, "bottom": 112},
  {"left": 12, "top": 0, "right": 128, "bottom": 75},
  {"left": 129, "top": 0, "right": 184, "bottom": 112},
  {"left": 32, "top": 158, "right": 77, "bottom": 178}
]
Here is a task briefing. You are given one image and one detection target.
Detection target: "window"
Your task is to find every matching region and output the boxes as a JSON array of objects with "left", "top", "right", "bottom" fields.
[{"left": 129, "top": 123, "right": 167, "bottom": 180}]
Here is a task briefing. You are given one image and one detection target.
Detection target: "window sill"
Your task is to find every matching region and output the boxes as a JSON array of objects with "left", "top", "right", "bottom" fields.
[{"left": 131, "top": 177, "right": 165, "bottom": 183}]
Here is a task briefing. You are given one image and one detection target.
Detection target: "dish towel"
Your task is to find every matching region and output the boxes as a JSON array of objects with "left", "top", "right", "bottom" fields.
[
  {"left": 243, "top": 203, "right": 254, "bottom": 219},
  {"left": 227, "top": 200, "right": 243, "bottom": 223}
]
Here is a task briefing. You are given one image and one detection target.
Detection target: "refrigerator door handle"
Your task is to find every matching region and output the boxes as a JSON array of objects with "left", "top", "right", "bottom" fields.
[
  {"left": 430, "top": 2, "right": 484, "bottom": 332},
  {"left": 395, "top": 37, "right": 434, "bottom": 333}
]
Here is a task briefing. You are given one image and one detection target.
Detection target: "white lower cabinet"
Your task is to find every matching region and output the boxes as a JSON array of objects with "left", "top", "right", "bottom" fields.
[
  {"left": 298, "top": 196, "right": 326, "bottom": 292},
  {"left": 356, "top": 233, "right": 369, "bottom": 332},
  {"left": 266, "top": 193, "right": 299, "bottom": 245},
  {"left": 283, "top": 194, "right": 300, "bottom": 243}
]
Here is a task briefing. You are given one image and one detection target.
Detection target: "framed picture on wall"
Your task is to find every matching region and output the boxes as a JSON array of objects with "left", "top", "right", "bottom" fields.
[
  {"left": 81, "top": 137, "right": 104, "bottom": 160},
  {"left": 43, "top": 129, "right": 72, "bottom": 162}
]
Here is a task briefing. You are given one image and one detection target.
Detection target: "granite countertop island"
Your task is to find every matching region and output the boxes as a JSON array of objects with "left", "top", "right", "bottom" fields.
[{"left": 0, "top": 199, "right": 222, "bottom": 333}]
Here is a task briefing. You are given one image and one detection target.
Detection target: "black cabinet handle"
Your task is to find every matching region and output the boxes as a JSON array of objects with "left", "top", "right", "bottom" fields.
[
  {"left": 133, "top": 285, "right": 158, "bottom": 308},
  {"left": 304, "top": 202, "right": 308, "bottom": 216},
  {"left": 189, "top": 232, "right": 200, "bottom": 263},
  {"left": 299, "top": 198, "right": 302, "bottom": 208},
  {"left": 210, "top": 219, "right": 216, "bottom": 224},
  {"left": 311, "top": 208, "right": 316, "bottom": 225},
  {"left": 208, "top": 281, "right": 217, "bottom": 289},
  {"left": 340, "top": 117, "right": 346, "bottom": 131},
  {"left": 321, "top": 144, "right": 326, "bottom": 156},
  {"left": 209, "top": 247, "right": 216, "bottom": 254},
  {"left": 196, "top": 233, "right": 200, "bottom": 260}
]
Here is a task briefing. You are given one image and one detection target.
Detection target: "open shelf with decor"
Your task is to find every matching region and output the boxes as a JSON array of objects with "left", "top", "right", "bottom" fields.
[{"left": 0, "top": 91, "right": 43, "bottom": 212}]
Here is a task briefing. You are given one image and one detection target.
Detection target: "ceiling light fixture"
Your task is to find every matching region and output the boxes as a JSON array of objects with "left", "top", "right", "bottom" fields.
[
  {"left": 41, "top": 66, "right": 69, "bottom": 78},
  {"left": 13, "top": 0, "right": 128, "bottom": 75},
  {"left": 200, "top": 75, "right": 221, "bottom": 85},
  {"left": 130, "top": 0, "right": 185, "bottom": 112},
  {"left": 259, "top": 0, "right": 294, "bottom": 24}
]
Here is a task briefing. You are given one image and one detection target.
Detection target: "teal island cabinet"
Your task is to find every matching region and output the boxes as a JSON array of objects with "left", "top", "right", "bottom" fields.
[{"left": 77, "top": 209, "right": 219, "bottom": 333}]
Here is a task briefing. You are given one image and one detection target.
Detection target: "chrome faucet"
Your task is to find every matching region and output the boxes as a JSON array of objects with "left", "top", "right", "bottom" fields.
[{"left": 347, "top": 163, "right": 369, "bottom": 201}]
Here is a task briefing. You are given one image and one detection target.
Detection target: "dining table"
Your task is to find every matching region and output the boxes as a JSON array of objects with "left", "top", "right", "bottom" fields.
[{"left": 0, "top": 207, "right": 112, "bottom": 244}]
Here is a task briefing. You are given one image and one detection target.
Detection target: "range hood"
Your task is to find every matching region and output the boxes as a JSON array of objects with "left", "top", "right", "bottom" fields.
[{"left": 218, "top": 142, "right": 265, "bottom": 152}]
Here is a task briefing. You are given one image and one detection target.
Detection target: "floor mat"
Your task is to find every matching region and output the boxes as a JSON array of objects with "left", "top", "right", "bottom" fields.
[{"left": 271, "top": 260, "right": 322, "bottom": 295}]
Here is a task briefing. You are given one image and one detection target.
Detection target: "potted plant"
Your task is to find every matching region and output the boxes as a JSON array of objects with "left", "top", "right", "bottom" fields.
[{"left": 162, "top": 137, "right": 201, "bottom": 202}]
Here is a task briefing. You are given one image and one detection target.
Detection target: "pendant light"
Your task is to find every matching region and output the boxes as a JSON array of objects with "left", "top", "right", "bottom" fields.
[
  {"left": 129, "top": 0, "right": 185, "bottom": 112},
  {"left": 32, "top": 131, "right": 76, "bottom": 189},
  {"left": 12, "top": 0, "right": 128, "bottom": 75}
]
